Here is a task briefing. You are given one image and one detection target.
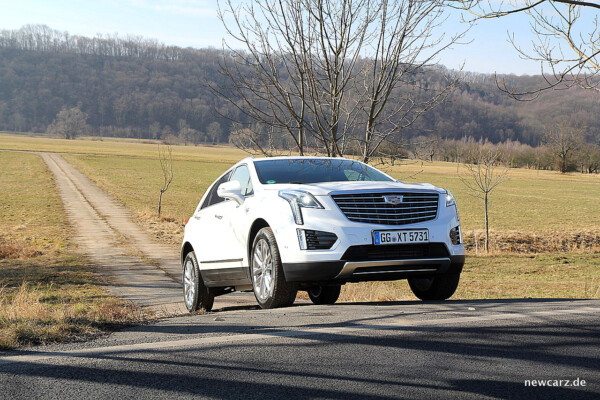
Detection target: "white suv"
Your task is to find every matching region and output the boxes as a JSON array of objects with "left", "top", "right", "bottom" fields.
[{"left": 181, "top": 157, "right": 464, "bottom": 311}]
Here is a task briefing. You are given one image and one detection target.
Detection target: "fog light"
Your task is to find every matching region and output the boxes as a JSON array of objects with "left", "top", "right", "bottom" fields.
[
  {"left": 297, "top": 229, "right": 338, "bottom": 250},
  {"left": 297, "top": 229, "right": 307, "bottom": 250},
  {"left": 450, "top": 226, "right": 462, "bottom": 245}
]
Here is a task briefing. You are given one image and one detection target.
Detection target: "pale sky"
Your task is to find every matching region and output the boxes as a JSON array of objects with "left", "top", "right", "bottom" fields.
[{"left": 0, "top": 0, "right": 584, "bottom": 76}]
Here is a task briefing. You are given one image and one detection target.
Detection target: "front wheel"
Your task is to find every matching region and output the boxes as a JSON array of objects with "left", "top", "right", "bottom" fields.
[
  {"left": 408, "top": 273, "right": 460, "bottom": 301},
  {"left": 183, "top": 251, "right": 214, "bottom": 312},
  {"left": 308, "top": 285, "right": 341, "bottom": 305},
  {"left": 251, "top": 227, "right": 297, "bottom": 309}
]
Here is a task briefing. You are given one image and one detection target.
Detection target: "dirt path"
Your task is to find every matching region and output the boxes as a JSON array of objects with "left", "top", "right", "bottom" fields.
[{"left": 41, "top": 152, "right": 256, "bottom": 315}]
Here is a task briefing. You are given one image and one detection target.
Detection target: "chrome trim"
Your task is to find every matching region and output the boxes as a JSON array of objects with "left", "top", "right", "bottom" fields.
[
  {"left": 331, "top": 192, "right": 440, "bottom": 226},
  {"left": 201, "top": 258, "right": 243, "bottom": 264},
  {"left": 334, "top": 257, "right": 450, "bottom": 279},
  {"left": 344, "top": 209, "right": 437, "bottom": 216},
  {"left": 334, "top": 204, "right": 438, "bottom": 210},
  {"left": 353, "top": 268, "right": 438, "bottom": 276},
  {"left": 329, "top": 189, "right": 441, "bottom": 196}
]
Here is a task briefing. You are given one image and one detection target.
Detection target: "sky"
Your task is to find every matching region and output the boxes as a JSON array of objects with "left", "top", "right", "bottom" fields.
[{"left": 0, "top": 0, "right": 583, "bottom": 76}]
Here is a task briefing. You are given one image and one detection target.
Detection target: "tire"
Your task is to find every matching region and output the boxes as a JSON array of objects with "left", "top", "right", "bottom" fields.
[
  {"left": 308, "top": 285, "right": 341, "bottom": 305},
  {"left": 183, "top": 251, "right": 214, "bottom": 312},
  {"left": 251, "top": 227, "right": 297, "bottom": 309},
  {"left": 408, "top": 273, "right": 461, "bottom": 301}
]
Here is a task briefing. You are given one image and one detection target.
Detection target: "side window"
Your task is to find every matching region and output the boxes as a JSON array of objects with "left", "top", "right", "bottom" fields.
[
  {"left": 200, "top": 171, "right": 231, "bottom": 210},
  {"left": 230, "top": 165, "right": 254, "bottom": 196}
]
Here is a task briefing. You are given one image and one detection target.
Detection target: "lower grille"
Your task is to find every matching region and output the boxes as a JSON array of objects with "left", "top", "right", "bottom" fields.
[
  {"left": 342, "top": 243, "right": 449, "bottom": 262},
  {"left": 305, "top": 230, "right": 337, "bottom": 250}
]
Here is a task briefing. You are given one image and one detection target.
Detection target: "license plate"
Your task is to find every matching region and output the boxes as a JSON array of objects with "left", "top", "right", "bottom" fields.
[{"left": 373, "top": 229, "right": 429, "bottom": 245}]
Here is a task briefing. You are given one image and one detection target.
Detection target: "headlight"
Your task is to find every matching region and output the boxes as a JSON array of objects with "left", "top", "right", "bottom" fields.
[
  {"left": 279, "top": 190, "right": 323, "bottom": 225},
  {"left": 445, "top": 191, "right": 456, "bottom": 207}
]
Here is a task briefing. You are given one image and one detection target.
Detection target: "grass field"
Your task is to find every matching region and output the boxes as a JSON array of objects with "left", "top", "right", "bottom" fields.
[
  {"left": 1, "top": 133, "right": 599, "bottom": 349},
  {"left": 0, "top": 151, "right": 147, "bottom": 350},
  {"left": 2, "top": 133, "right": 599, "bottom": 249},
  {"left": 36, "top": 134, "right": 599, "bottom": 253},
  {"left": 0, "top": 132, "right": 243, "bottom": 162},
  {"left": 3, "top": 132, "right": 599, "bottom": 239},
  {"left": 341, "top": 252, "right": 600, "bottom": 302}
]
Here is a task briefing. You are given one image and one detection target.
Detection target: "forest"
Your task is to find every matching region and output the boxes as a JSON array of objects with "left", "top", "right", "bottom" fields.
[{"left": 1, "top": 25, "right": 599, "bottom": 149}]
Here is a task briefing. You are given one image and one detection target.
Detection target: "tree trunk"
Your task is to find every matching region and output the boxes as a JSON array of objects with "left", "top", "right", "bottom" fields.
[
  {"left": 484, "top": 192, "right": 489, "bottom": 253},
  {"left": 158, "top": 190, "right": 163, "bottom": 217}
]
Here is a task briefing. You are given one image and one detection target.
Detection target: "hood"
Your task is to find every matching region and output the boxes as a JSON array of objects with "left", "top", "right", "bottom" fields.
[{"left": 263, "top": 180, "right": 444, "bottom": 196}]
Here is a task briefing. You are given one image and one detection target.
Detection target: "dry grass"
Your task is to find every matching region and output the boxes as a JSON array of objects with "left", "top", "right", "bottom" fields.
[
  {"left": 0, "top": 151, "right": 70, "bottom": 257},
  {"left": 136, "top": 211, "right": 185, "bottom": 247},
  {"left": 0, "top": 237, "right": 42, "bottom": 259},
  {"left": 339, "top": 281, "right": 414, "bottom": 303},
  {"left": 0, "top": 151, "right": 151, "bottom": 350},
  {"left": 0, "top": 282, "right": 148, "bottom": 349},
  {"left": 337, "top": 252, "right": 600, "bottom": 303},
  {"left": 463, "top": 229, "right": 600, "bottom": 254}
]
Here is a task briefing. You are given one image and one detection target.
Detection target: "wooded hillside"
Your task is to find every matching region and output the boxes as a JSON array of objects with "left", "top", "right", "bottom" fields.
[{"left": 1, "top": 25, "right": 598, "bottom": 145}]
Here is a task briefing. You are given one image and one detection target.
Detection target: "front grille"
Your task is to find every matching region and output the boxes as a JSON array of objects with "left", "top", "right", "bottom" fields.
[
  {"left": 305, "top": 230, "right": 337, "bottom": 250},
  {"left": 342, "top": 243, "right": 449, "bottom": 262},
  {"left": 331, "top": 192, "right": 439, "bottom": 225}
]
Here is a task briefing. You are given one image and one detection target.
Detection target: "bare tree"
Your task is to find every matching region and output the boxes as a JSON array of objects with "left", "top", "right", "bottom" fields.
[
  {"left": 157, "top": 144, "right": 174, "bottom": 217},
  {"left": 215, "top": 0, "right": 465, "bottom": 161},
  {"left": 544, "top": 122, "right": 585, "bottom": 172},
  {"left": 457, "top": 1, "right": 600, "bottom": 99},
  {"left": 409, "top": 135, "right": 442, "bottom": 162},
  {"left": 460, "top": 147, "right": 509, "bottom": 252},
  {"left": 47, "top": 106, "right": 90, "bottom": 139}
]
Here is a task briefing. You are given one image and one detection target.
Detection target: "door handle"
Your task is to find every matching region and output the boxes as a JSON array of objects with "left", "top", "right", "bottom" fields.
[{"left": 214, "top": 214, "right": 223, "bottom": 219}]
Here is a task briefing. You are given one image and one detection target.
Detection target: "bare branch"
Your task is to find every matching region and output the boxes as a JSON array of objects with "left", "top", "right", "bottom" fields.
[
  {"left": 158, "top": 144, "right": 174, "bottom": 217},
  {"left": 214, "top": 0, "right": 467, "bottom": 162},
  {"left": 456, "top": 1, "right": 600, "bottom": 99}
]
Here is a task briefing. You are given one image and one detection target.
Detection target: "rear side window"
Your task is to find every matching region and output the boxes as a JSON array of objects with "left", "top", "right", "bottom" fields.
[
  {"left": 230, "top": 165, "right": 254, "bottom": 196},
  {"left": 200, "top": 171, "right": 231, "bottom": 209}
]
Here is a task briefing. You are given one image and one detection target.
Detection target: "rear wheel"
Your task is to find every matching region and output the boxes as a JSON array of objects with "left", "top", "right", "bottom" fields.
[
  {"left": 183, "top": 251, "right": 214, "bottom": 312},
  {"left": 408, "top": 273, "right": 460, "bottom": 301},
  {"left": 251, "top": 227, "right": 297, "bottom": 309},
  {"left": 308, "top": 285, "right": 341, "bottom": 305}
]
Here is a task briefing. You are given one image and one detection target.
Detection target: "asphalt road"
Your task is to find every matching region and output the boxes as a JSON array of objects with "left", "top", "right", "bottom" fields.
[{"left": 1, "top": 299, "right": 599, "bottom": 399}]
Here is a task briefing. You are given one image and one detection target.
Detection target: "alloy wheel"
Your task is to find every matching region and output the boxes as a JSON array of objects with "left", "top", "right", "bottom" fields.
[
  {"left": 252, "top": 238, "right": 274, "bottom": 301},
  {"left": 183, "top": 258, "right": 196, "bottom": 308}
]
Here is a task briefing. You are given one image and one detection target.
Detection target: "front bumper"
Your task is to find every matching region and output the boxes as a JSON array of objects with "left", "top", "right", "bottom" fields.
[
  {"left": 271, "top": 194, "right": 465, "bottom": 283},
  {"left": 283, "top": 254, "right": 465, "bottom": 283}
]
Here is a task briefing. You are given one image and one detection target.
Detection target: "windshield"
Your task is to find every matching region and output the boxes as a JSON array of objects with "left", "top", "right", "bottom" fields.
[{"left": 254, "top": 159, "right": 394, "bottom": 184}]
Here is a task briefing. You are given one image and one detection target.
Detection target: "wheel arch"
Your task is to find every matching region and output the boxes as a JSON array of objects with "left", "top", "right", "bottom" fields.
[
  {"left": 181, "top": 241, "right": 194, "bottom": 267},
  {"left": 247, "top": 218, "right": 270, "bottom": 264}
]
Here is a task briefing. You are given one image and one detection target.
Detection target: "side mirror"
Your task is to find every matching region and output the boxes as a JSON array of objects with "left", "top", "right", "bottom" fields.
[{"left": 217, "top": 180, "right": 244, "bottom": 205}]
